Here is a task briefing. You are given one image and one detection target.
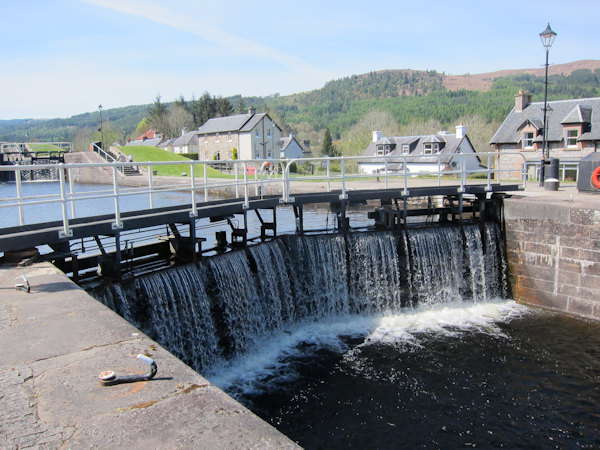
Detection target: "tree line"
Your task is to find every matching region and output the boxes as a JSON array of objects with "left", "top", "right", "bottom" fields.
[{"left": 2, "top": 68, "right": 599, "bottom": 153}]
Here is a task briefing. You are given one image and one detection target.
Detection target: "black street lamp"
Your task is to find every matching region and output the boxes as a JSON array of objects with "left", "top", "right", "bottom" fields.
[
  {"left": 538, "top": 23, "right": 557, "bottom": 186},
  {"left": 98, "top": 104, "right": 105, "bottom": 150}
]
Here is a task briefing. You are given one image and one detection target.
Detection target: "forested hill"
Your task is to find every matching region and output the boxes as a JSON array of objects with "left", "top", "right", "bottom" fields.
[{"left": 2, "top": 60, "right": 599, "bottom": 147}]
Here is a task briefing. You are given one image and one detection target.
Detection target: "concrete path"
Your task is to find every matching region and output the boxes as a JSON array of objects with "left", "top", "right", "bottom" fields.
[{"left": 0, "top": 262, "right": 299, "bottom": 449}]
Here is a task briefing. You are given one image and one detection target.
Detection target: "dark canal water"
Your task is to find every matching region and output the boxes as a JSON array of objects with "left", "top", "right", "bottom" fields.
[{"left": 215, "top": 304, "right": 600, "bottom": 449}]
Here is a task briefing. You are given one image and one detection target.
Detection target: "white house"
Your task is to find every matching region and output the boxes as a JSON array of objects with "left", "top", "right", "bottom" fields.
[{"left": 358, "top": 125, "right": 482, "bottom": 174}]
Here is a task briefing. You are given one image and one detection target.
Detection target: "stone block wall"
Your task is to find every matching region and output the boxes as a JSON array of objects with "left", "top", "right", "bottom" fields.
[{"left": 504, "top": 197, "right": 600, "bottom": 320}]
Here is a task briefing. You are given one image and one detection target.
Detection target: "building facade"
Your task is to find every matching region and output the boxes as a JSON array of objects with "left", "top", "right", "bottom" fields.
[
  {"left": 490, "top": 91, "right": 600, "bottom": 180},
  {"left": 359, "top": 125, "right": 482, "bottom": 175},
  {"left": 196, "top": 108, "right": 281, "bottom": 161}
]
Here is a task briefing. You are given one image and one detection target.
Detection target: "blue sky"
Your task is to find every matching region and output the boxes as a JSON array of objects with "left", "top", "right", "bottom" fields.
[{"left": 1, "top": 0, "right": 598, "bottom": 119}]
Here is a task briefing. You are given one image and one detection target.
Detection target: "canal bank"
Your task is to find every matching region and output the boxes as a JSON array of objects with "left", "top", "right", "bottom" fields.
[
  {"left": 504, "top": 184, "right": 600, "bottom": 320},
  {"left": 0, "top": 262, "right": 299, "bottom": 449}
]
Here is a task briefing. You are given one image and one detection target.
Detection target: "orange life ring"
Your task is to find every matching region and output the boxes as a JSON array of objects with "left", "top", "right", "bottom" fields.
[{"left": 592, "top": 166, "right": 600, "bottom": 189}]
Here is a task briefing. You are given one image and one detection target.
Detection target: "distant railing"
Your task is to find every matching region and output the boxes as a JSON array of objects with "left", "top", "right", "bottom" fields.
[{"left": 0, "top": 152, "right": 526, "bottom": 239}]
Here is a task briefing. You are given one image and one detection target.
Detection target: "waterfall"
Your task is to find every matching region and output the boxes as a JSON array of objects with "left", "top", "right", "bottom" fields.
[{"left": 90, "top": 224, "right": 508, "bottom": 374}]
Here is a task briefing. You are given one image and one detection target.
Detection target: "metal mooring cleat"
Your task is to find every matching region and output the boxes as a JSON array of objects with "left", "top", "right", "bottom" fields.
[{"left": 99, "top": 354, "right": 158, "bottom": 386}]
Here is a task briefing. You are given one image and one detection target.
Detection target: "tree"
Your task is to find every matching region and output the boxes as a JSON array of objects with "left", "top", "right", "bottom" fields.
[
  {"left": 148, "top": 94, "right": 168, "bottom": 135},
  {"left": 165, "top": 103, "right": 195, "bottom": 137},
  {"left": 232, "top": 147, "right": 238, "bottom": 160},
  {"left": 237, "top": 97, "right": 247, "bottom": 114},
  {"left": 321, "top": 127, "right": 338, "bottom": 156},
  {"left": 215, "top": 96, "right": 233, "bottom": 117}
]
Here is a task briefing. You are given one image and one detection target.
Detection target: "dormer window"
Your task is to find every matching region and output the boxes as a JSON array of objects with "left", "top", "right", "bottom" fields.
[
  {"left": 424, "top": 143, "right": 433, "bottom": 155},
  {"left": 402, "top": 144, "right": 409, "bottom": 154},
  {"left": 376, "top": 144, "right": 384, "bottom": 156},
  {"left": 523, "top": 131, "right": 534, "bottom": 149},
  {"left": 434, "top": 143, "right": 439, "bottom": 153},
  {"left": 565, "top": 129, "right": 579, "bottom": 148}
]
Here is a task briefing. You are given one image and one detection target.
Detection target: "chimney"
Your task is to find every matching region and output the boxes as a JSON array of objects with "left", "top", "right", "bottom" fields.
[
  {"left": 248, "top": 107, "right": 256, "bottom": 115},
  {"left": 514, "top": 90, "right": 531, "bottom": 112},
  {"left": 181, "top": 127, "right": 186, "bottom": 136},
  {"left": 373, "top": 130, "right": 383, "bottom": 142},
  {"left": 455, "top": 123, "right": 467, "bottom": 139}
]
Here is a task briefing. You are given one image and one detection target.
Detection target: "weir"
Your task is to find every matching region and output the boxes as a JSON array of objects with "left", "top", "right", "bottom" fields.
[{"left": 90, "top": 223, "right": 508, "bottom": 375}]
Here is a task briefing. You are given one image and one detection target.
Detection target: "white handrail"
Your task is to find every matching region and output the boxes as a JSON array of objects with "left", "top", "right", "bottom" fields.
[{"left": 0, "top": 153, "right": 527, "bottom": 235}]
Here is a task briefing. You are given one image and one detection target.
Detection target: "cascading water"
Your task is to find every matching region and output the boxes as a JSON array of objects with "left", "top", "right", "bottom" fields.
[
  {"left": 90, "top": 223, "right": 600, "bottom": 448},
  {"left": 92, "top": 223, "right": 507, "bottom": 375}
]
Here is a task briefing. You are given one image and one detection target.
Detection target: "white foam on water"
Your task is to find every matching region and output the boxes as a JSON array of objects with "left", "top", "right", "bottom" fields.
[{"left": 208, "top": 299, "right": 530, "bottom": 395}]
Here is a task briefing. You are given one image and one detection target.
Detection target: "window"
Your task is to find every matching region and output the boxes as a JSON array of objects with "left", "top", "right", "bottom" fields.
[
  {"left": 424, "top": 143, "right": 433, "bottom": 155},
  {"left": 267, "top": 129, "right": 271, "bottom": 138},
  {"left": 228, "top": 132, "right": 232, "bottom": 142},
  {"left": 204, "top": 135, "right": 208, "bottom": 144},
  {"left": 565, "top": 129, "right": 579, "bottom": 148},
  {"left": 433, "top": 143, "right": 439, "bottom": 153},
  {"left": 376, "top": 145, "right": 384, "bottom": 156},
  {"left": 216, "top": 133, "right": 220, "bottom": 143},
  {"left": 402, "top": 144, "right": 409, "bottom": 154},
  {"left": 523, "top": 131, "right": 534, "bottom": 149},
  {"left": 255, "top": 129, "right": 261, "bottom": 138}
]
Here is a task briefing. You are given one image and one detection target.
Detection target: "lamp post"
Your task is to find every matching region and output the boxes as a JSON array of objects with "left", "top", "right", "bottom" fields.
[
  {"left": 538, "top": 23, "right": 557, "bottom": 186},
  {"left": 98, "top": 104, "right": 105, "bottom": 150}
]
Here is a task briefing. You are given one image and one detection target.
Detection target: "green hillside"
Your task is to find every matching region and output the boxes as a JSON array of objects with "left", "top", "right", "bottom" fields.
[{"left": 2, "top": 66, "right": 600, "bottom": 154}]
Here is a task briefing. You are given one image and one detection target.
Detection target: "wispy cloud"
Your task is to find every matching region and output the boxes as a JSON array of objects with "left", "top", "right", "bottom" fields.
[{"left": 81, "top": 0, "right": 327, "bottom": 75}]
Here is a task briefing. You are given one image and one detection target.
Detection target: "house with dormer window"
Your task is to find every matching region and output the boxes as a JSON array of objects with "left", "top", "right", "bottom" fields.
[
  {"left": 358, "top": 125, "right": 482, "bottom": 174},
  {"left": 490, "top": 91, "right": 600, "bottom": 180}
]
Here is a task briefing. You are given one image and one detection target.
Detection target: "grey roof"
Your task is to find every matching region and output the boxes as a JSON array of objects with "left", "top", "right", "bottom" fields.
[
  {"left": 490, "top": 97, "right": 600, "bottom": 144},
  {"left": 280, "top": 135, "right": 303, "bottom": 151},
  {"left": 172, "top": 130, "right": 199, "bottom": 147},
  {"left": 125, "top": 137, "right": 165, "bottom": 147},
  {"left": 197, "top": 112, "right": 281, "bottom": 134},
  {"left": 197, "top": 113, "right": 254, "bottom": 134},
  {"left": 361, "top": 132, "right": 473, "bottom": 164}
]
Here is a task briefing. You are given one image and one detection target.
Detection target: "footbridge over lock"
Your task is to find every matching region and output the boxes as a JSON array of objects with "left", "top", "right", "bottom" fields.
[{"left": 0, "top": 153, "right": 526, "bottom": 283}]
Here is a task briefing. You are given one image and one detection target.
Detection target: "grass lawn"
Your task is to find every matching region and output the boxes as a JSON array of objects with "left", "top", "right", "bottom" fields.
[
  {"left": 122, "top": 146, "right": 231, "bottom": 178},
  {"left": 29, "top": 143, "right": 65, "bottom": 153}
]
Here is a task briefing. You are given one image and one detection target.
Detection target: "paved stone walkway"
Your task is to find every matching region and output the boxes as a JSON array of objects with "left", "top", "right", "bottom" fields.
[{"left": 0, "top": 263, "right": 299, "bottom": 449}]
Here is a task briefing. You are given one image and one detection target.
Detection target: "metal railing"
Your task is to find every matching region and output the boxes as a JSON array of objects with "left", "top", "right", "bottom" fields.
[{"left": 0, "top": 152, "right": 527, "bottom": 239}]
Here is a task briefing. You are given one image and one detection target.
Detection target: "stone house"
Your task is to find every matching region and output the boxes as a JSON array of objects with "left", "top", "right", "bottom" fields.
[
  {"left": 358, "top": 125, "right": 482, "bottom": 175},
  {"left": 490, "top": 91, "right": 600, "bottom": 180},
  {"left": 196, "top": 108, "right": 281, "bottom": 160}
]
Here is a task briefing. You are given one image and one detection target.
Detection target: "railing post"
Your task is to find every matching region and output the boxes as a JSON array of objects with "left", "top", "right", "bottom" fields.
[
  {"left": 340, "top": 158, "right": 347, "bottom": 199},
  {"left": 68, "top": 168, "right": 76, "bottom": 219},
  {"left": 384, "top": 158, "right": 389, "bottom": 189},
  {"left": 402, "top": 155, "right": 409, "bottom": 196},
  {"left": 243, "top": 162, "right": 249, "bottom": 208},
  {"left": 254, "top": 166, "right": 259, "bottom": 196},
  {"left": 58, "top": 164, "right": 72, "bottom": 238},
  {"left": 486, "top": 153, "right": 493, "bottom": 191},
  {"left": 112, "top": 163, "right": 123, "bottom": 230},
  {"left": 190, "top": 162, "right": 197, "bottom": 217},
  {"left": 234, "top": 163, "right": 239, "bottom": 198},
  {"left": 326, "top": 157, "right": 331, "bottom": 192},
  {"left": 437, "top": 154, "right": 442, "bottom": 187},
  {"left": 15, "top": 167, "right": 24, "bottom": 226},
  {"left": 203, "top": 161, "right": 208, "bottom": 203},
  {"left": 147, "top": 165, "right": 154, "bottom": 209}
]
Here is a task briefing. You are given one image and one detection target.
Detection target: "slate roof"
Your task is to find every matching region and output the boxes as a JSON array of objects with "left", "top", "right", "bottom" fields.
[
  {"left": 361, "top": 132, "right": 474, "bottom": 165},
  {"left": 490, "top": 97, "right": 600, "bottom": 145},
  {"left": 172, "top": 130, "right": 199, "bottom": 147},
  {"left": 125, "top": 137, "right": 165, "bottom": 147},
  {"left": 197, "top": 112, "right": 281, "bottom": 134}
]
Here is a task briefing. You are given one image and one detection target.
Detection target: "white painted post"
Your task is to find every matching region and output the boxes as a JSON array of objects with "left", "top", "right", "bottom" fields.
[
  {"left": 15, "top": 168, "right": 24, "bottom": 226},
  {"left": 203, "top": 161, "right": 208, "bottom": 203},
  {"left": 147, "top": 165, "right": 154, "bottom": 209},
  {"left": 58, "top": 165, "right": 72, "bottom": 238},
  {"left": 190, "top": 162, "right": 197, "bottom": 217},
  {"left": 112, "top": 164, "right": 122, "bottom": 229}
]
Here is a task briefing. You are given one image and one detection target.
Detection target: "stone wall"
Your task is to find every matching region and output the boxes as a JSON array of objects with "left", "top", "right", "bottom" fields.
[{"left": 504, "top": 197, "right": 600, "bottom": 320}]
